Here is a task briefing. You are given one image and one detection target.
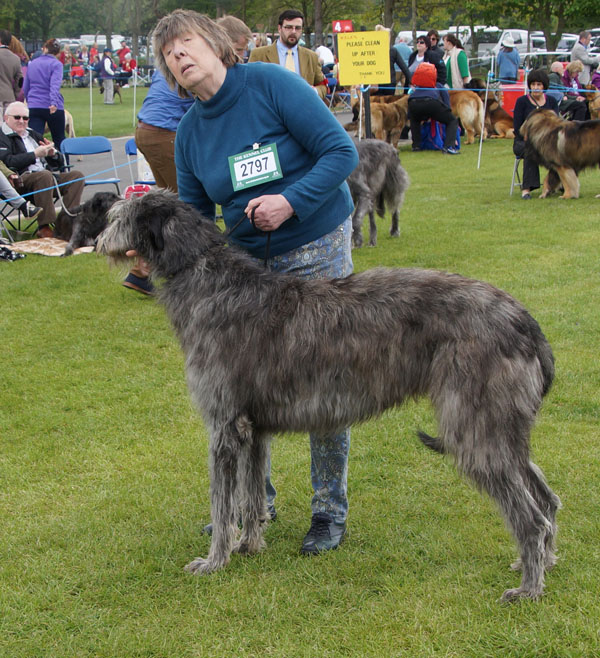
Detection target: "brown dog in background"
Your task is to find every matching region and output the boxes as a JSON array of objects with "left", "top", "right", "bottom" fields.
[
  {"left": 485, "top": 97, "right": 515, "bottom": 138},
  {"left": 520, "top": 108, "right": 600, "bottom": 198},
  {"left": 449, "top": 90, "right": 485, "bottom": 144}
]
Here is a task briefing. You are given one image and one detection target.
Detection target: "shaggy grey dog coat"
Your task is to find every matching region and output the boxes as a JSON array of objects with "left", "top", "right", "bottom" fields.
[
  {"left": 347, "top": 138, "right": 409, "bottom": 247},
  {"left": 55, "top": 191, "right": 120, "bottom": 257},
  {"left": 97, "top": 190, "right": 560, "bottom": 602}
]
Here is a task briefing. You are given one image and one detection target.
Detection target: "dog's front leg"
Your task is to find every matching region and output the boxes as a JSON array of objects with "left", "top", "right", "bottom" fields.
[{"left": 185, "top": 425, "right": 240, "bottom": 575}]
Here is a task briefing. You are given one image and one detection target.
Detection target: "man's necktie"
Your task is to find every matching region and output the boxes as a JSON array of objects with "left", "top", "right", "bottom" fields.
[{"left": 285, "top": 49, "right": 295, "bottom": 72}]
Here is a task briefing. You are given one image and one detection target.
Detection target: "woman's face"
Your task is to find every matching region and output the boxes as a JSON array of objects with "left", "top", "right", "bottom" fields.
[
  {"left": 162, "top": 31, "right": 222, "bottom": 95},
  {"left": 416, "top": 39, "right": 427, "bottom": 54},
  {"left": 529, "top": 81, "right": 545, "bottom": 95},
  {"left": 443, "top": 37, "right": 452, "bottom": 51}
]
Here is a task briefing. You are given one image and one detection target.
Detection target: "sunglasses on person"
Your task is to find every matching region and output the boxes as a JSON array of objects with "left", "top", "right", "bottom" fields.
[
  {"left": 417, "top": 40, "right": 426, "bottom": 45},
  {"left": 9, "top": 114, "right": 29, "bottom": 120}
]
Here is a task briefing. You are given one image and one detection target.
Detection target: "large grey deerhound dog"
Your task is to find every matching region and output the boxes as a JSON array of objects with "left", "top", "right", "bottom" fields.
[
  {"left": 97, "top": 189, "right": 560, "bottom": 602},
  {"left": 347, "top": 138, "right": 409, "bottom": 248}
]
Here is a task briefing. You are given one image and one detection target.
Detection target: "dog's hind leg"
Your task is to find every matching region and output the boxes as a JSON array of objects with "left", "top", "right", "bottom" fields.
[
  {"left": 520, "top": 461, "right": 561, "bottom": 570},
  {"left": 437, "top": 385, "right": 552, "bottom": 600},
  {"left": 556, "top": 167, "right": 579, "bottom": 199},
  {"left": 185, "top": 420, "right": 244, "bottom": 575},
  {"left": 351, "top": 194, "right": 373, "bottom": 247},
  {"left": 485, "top": 467, "right": 552, "bottom": 602},
  {"left": 389, "top": 209, "right": 400, "bottom": 239},
  {"left": 367, "top": 210, "right": 378, "bottom": 247},
  {"left": 234, "top": 432, "right": 270, "bottom": 556}
]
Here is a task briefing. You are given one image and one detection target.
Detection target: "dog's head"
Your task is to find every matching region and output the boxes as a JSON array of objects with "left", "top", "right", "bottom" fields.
[
  {"left": 84, "top": 191, "right": 121, "bottom": 218},
  {"left": 520, "top": 108, "right": 563, "bottom": 142},
  {"left": 97, "top": 188, "right": 225, "bottom": 277}
]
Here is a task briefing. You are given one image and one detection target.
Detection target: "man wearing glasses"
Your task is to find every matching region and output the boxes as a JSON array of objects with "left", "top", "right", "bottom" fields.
[
  {"left": 249, "top": 9, "right": 328, "bottom": 101},
  {"left": 0, "top": 102, "right": 84, "bottom": 238}
]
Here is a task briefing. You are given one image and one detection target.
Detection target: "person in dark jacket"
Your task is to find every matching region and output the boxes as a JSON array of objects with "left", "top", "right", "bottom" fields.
[
  {"left": 408, "top": 36, "right": 446, "bottom": 88},
  {"left": 426, "top": 29, "right": 447, "bottom": 85},
  {"left": 512, "top": 69, "right": 559, "bottom": 199},
  {"left": 408, "top": 62, "right": 459, "bottom": 154},
  {"left": 0, "top": 101, "right": 84, "bottom": 237}
]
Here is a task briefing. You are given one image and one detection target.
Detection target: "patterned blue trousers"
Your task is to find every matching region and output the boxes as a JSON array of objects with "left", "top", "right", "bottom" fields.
[{"left": 251, "top": 218, "right": 353, "bottom": 523}]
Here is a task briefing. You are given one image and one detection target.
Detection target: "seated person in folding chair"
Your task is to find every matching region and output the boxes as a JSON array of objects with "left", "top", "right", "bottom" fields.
[
  {"left": 512, "top": 69, "right": 559, "bottom": 200},
  {"left": 0, "top": 102, "right": 84, "bottom": 238},
  {"left": 0, "top": 160, "right": 42, "bottom": 219}
]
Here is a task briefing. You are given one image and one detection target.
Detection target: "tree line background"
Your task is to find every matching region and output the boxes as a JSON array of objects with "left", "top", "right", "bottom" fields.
[{"left": 2, "top": 0, "right": 600, "bottom": 56}]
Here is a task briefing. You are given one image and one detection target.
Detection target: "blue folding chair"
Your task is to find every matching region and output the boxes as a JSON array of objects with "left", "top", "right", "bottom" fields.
[
  {"left": 60, "top": 136, "right": 121, "bottom": 194},
  {"left": 125, "top": 138, "right": 156, "bottom": 186}
]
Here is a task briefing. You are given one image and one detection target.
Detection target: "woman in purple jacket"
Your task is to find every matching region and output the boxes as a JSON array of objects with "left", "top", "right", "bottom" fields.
[{"left": 23, "top": 38, "right": 66, "bottom": 152}]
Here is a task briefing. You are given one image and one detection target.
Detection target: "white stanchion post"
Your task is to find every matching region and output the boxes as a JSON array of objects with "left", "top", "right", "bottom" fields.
[
  {"left": 133, "top": 68, "right": 137, "bottom": 128},
  {"left": 89, "top": 66, "right": 93, "bottom": 135},
  {"left": 477, "top": 70, "right": 492, "bottom": 170}
]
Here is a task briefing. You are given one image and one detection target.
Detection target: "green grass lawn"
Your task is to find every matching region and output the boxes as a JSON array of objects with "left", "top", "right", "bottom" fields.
[
  {"left": 61, "top": 85, "right": 149, "bottom": 138},
  {"left": 1, "top": 138, "right": 599, "bottom": 657}
]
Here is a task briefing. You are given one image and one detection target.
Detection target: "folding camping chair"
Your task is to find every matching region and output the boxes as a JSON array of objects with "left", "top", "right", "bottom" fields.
[
  {"left": 60, "top": 136, "right": 121, "bottom": 195},
  {"left": 125, "top": 139, "right": 156, "bottom": 186},
  {"left": 510, "top": 157, "right": 522, "bottom": 196},
  {"left": 0, "top": 197, "right": 38, "bottom": 241}
]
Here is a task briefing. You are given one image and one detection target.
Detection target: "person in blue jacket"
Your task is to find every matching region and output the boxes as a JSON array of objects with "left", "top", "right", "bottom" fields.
[
  {"left": 153, "top": 10, "right": 358, "bottom": 555},
  {"left": 496, "top": 35, "right": 521, "bottom": 82}
]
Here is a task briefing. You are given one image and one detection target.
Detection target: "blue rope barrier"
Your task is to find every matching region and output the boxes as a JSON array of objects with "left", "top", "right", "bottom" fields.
[{"left": 1, "top": 156, "right": 143, "bottom": 205}]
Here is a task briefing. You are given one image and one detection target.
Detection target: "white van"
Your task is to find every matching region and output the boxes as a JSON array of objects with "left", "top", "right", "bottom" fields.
[{"left": 80, "top": 34, "right": 127, "bottom": 52}]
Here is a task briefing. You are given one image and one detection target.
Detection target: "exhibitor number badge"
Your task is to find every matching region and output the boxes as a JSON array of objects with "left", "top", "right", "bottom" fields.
[{"left": 228, "top": 143, "right": 283, "bottom": 191}]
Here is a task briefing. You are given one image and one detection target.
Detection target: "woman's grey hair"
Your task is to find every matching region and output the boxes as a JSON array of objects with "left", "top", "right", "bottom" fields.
[{"left": 152, "top": 10, "right": 238, "bottom": 98}]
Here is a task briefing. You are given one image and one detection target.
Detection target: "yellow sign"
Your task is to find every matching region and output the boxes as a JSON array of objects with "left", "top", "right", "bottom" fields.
[{"left": 337, "top": 31, "right": 391, "bottom": 86}]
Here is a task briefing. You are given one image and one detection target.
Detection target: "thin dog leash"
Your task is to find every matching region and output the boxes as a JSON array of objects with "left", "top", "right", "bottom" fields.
[{"left": 226, "top": 206, "right": 272, "bottom": 268}]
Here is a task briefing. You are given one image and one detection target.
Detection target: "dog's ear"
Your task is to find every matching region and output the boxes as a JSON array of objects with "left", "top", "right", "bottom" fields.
[
  {"left": 70, "top": 204, "right": 83, "bottom": 215},
  {"left": 147, "top": 213, "right": 165, "bottom": 251}
]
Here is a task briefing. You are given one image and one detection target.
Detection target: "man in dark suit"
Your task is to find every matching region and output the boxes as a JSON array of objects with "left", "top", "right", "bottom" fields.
[{"left": 249, "top": 9, "right": 328, "bottom": 101}]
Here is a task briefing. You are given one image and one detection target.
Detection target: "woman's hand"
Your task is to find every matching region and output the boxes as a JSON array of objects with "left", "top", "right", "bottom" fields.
[{"left": 244, "top": 194, "right": 294, "bottom": 231}]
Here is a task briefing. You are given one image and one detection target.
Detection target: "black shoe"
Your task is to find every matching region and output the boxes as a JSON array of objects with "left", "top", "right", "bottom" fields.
[
  {"left": 300, "top": 512, "right": 346, "bottom": 555},
  {"left": 122, "top": 272, "right": 154, "bottom": 296},
  {"left": 521, "top": 193, "right": 532, "bottom": 200},
  {"left": 20, "top": 202, "right": 43, "bottom": 218},
  {"left": 202, "top": 504, "right": 277, "bottom": 536}
]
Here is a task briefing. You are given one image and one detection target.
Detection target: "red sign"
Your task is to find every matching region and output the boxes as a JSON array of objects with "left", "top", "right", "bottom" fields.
[{"left": 332, "top": 20, "right": 353, "bottom": 33}]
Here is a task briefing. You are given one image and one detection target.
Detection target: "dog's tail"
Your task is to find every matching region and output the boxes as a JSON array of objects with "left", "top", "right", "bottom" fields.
[
  {"left": 417, "top": 431, "right": 446, "bottom": 454},
  {"left": 376, "top": 161, "right": 409, "bottom": 217},
  {"left": 536, "top": 330, "right": 555, "bottom": 398}
]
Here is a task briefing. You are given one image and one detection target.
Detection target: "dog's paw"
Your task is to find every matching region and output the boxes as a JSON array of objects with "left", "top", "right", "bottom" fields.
[
  {"left": 500, "top": 586, "right": 543, "bottom": 603},
  {"left": 232, "top": 536, "right": 266, "bottom": 555},
  {"left": 510, "top": 558, "right": 522, "bottom": 571},
  {"left": 184, "top": 556, "right": 226, "bottom": 575}
]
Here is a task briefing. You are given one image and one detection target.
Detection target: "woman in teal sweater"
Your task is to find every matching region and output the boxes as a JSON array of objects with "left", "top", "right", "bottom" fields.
[{"left": 154, "top": 10, "right": 358, "bottom": 554}]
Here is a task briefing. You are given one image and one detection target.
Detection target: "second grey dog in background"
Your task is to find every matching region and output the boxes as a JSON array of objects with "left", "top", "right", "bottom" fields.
[
  {"left": 347, "top": 138, "right": 410, "bottom": 248},
  {"left": 55, "top": 191, "right": 120, "bottom": 257}
]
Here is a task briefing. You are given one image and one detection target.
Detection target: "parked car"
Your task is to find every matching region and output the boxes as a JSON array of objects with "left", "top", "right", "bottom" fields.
[{"left": 556, "top": 34, "right": 578, "bottom": 51}]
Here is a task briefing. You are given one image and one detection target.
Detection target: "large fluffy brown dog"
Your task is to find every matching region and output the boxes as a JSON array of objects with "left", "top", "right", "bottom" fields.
[
  {"left": 449, "top": 90, "right": 485, "bottom": 144},
  {"left": 369, "top": 96, "right": 408, "bottom": 146},
  {"left": 520, "top": 109, "right": 600, "bottom": 199},
  {"left": 346, "top": 96, "right": 408, "bottom": 146}
]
